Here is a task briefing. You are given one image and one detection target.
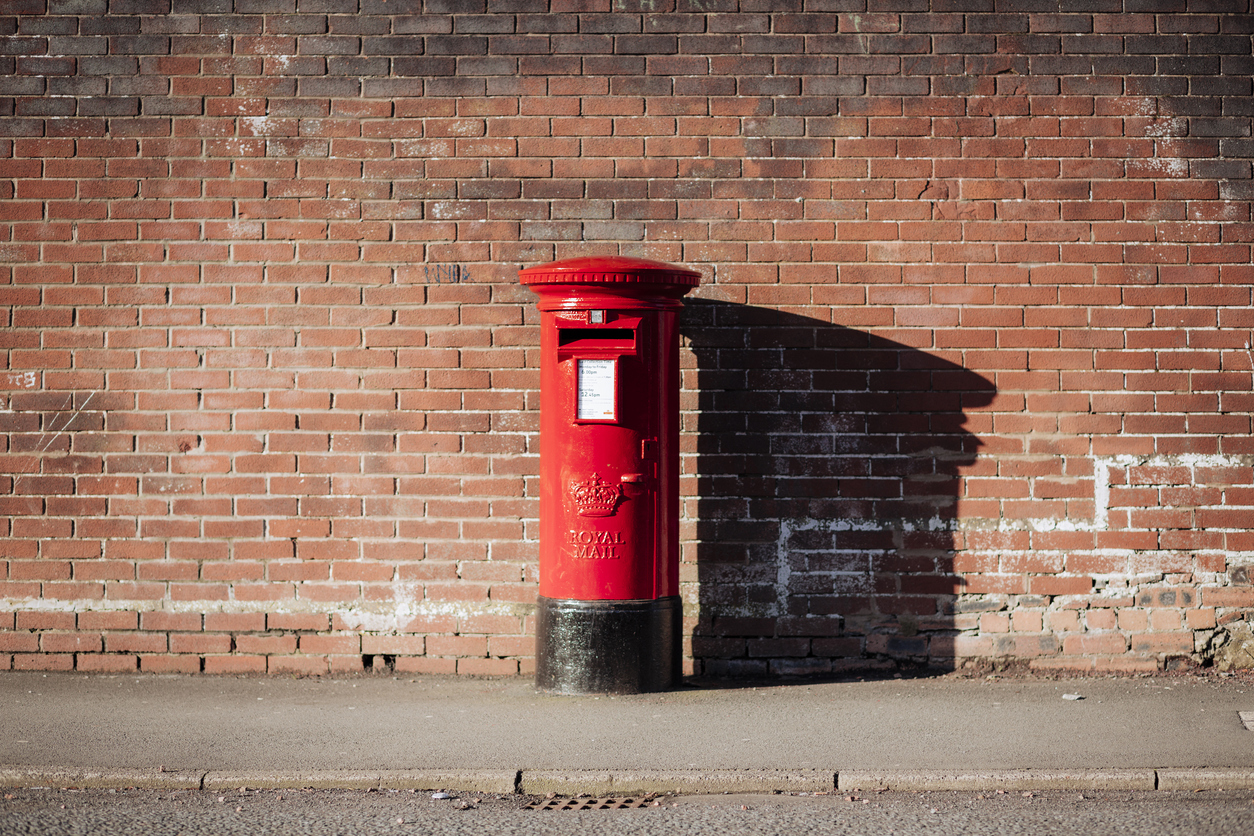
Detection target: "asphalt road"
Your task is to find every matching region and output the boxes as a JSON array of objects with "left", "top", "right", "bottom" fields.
[{"left": 2, "top": 788, "right": 1253, "bottom": 836}]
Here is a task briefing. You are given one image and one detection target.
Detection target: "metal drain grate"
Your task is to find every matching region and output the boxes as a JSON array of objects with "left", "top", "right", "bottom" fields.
[{"left": 526, "top": 797, "right": 654, "bottom": 811}]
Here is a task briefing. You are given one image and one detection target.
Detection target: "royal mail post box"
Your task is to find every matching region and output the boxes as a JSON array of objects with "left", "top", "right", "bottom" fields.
[{"left": 519, "top": 256, "right": 700, "bottom": 694}]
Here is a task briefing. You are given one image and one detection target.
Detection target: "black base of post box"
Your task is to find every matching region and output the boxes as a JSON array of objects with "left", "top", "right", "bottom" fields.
[{"left": 535, "top": 596, "right": 682, "bottom": 695}]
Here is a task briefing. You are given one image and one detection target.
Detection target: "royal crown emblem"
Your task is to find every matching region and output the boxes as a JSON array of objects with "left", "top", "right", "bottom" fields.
[{"left": 570, "top": 472, "right": 622, "bottom": 517}]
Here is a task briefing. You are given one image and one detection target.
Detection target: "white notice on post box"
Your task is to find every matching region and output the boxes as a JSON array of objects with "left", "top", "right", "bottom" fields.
[{"left": 577, "top": 358, "right": 616, "bottom": 420}]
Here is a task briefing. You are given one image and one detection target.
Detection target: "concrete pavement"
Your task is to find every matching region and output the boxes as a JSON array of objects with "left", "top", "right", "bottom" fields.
[{"left": 3, "top": 671, "right": 1254, "bottom": 794}]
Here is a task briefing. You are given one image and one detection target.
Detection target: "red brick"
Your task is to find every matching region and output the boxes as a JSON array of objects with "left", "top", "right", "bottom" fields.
[
  {"left": 362, "top": 635, "right": 426, "bottom": 655},
  {"left": 234, "top": 635, "right": 297, "bottom": 655},
  {"left": 457, "top": 657, "right": 518, "bottom": 676},
  {"left": 204, "top": 655, "right": 267, "bottom": 674},
  {"left": 427, "top": 635, "right": 487, "bottom": 657},
  {"left": 395, "top": 656, "right": 457, "bottom": 675},
  {"left": 1202, "top": 588, "right": 1254, "bottom": 608},
  {"left": 41, "top": 633, "right": 102, "bottom": 653},
  {"left": 266, "top": 613, "right": 330, "bottom": 632},
  {"left": 1028, "top": 576, "right": 1094, "bottom": 597},
  {"left": 298, "top": 634, "right": 361, "bottom": 655},
  {"left": 1062, "top": 634, "right": 1129, "bottom": 656},
  {"left": 141, "top": 654, "right": 203, "bottom": 674},
  {"left": 78, "top": 654, "right": 139, "bottom": 673},
  {"left": 204, "top": 613, "right": 266, "bottom": 633},
  {"left": 14, "top": 654, "right": 75, "bottom": 672},
  {"left": 268, "top": 655, "right": 329, "bottom": 675},
  {"left": 0, "top": 633, "right": 40, "bottom": 653},
  {"left": 169, "top": 633, "right": 232, "bottom": 655}
]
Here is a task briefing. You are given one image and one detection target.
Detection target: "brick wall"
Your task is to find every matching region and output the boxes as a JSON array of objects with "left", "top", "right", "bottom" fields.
[{"left": 2, "top": 0, "right": 1253, "bottom": 677}]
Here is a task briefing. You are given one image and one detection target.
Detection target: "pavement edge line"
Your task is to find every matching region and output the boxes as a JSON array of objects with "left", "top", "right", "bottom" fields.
[
  {"left": 518, "top": 770, "right": 837, "bottom": 796},
  {"left": 200, "top": 771, "right": 519, "bottom": 793},
  {"left": 836, "top": 770, "right": 1158, "bottom": 792},
  {"left": 378, "top": 770, "right": 521, "bottom": 794},
  {"left": 0, "top": 768, "right": 205, "bottom": 790},
  {"left": 1156, "top": 769, "right": 1254, "bottom": 791},
  {"left": 202, "top": 772, "right": 384, "bottom": 791}
]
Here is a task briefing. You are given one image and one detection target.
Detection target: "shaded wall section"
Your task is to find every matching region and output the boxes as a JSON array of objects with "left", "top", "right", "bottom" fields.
[
  {"left": 0, "top": 1, "right": 1253, "bottom": 675},
  {"left": 682, "top": 301, "right": 996, "bottom": 676}
]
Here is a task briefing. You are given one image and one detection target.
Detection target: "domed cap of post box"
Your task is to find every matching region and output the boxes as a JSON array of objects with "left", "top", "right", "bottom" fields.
[{"left": 518, "top": 256, "right": 701, "bottom": 289}]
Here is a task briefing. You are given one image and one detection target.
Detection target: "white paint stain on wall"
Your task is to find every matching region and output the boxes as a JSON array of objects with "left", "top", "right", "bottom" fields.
[
  {"left": 752, "top": 454, "right": 1254, "bottom": 618},
  {"left": 1019, "top": 454, "right": 1253, "bottom": 533},
  {"left": 334, "top": 582, "right": 503, "bottom": 633},
  {"left": 0, "top": 587, "right": 527, "bottom": 630},
  {"left": 1144, "top": 118, "right": 1187, "bottom": 137},
  {"left": 241, "top": 117, "right": 274, "bottom": 136},
  {"left": 1137, "top": 157, "right": 1189, "bottom": 177}
]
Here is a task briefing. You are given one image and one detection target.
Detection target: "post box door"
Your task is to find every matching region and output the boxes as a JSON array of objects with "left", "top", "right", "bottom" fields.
[{"left": 544, "top": 312, "right": 663, "bottom": 601}]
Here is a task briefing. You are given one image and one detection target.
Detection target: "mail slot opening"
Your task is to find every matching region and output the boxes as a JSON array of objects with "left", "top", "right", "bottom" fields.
[{"left": 557, "top": 328, "right": 635, "bottom": 350}]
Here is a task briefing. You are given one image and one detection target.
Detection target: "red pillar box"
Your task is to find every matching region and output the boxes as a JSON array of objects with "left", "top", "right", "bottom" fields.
[{"left": 519, "top": 256, "right": 700, "bottom": 694}]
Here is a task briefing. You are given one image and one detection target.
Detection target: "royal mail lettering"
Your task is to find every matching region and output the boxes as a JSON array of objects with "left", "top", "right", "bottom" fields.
[
  {"left": 567, "top": 529, "right": 625, "bottom": 545},
  {"left": 572, "top": 543, "right": 619, "bottom": 559},
  {"left": 567, "top": 529, "right": 626, "bottom": 559}
]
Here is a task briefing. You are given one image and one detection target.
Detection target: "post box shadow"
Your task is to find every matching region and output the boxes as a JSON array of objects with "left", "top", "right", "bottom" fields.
[{"left": 679, "top": 299, "right": 997, "bottom": 682}]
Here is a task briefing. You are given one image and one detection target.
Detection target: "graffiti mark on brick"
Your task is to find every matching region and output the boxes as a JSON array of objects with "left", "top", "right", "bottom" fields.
[
  {"left": 3, "top": 372, "right": 38, "bottom": 389},
  {"left": 10, "top": 391, "right": 97, "bottom": 491},
  {"left": 424, "top": 264, "right": 470, "bottom": 284}
]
